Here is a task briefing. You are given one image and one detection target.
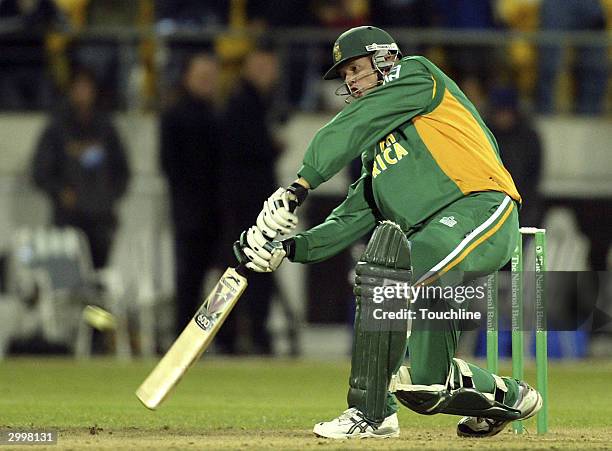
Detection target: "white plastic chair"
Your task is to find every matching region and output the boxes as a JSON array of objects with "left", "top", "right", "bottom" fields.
[{"left": 3, "top": 226, "right": 131, "bottom": 360}]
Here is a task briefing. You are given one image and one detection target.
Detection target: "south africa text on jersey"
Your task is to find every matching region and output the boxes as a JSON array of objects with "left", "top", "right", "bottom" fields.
[{"left": 372, "top": 133, "right": 408, "bottom": 178}]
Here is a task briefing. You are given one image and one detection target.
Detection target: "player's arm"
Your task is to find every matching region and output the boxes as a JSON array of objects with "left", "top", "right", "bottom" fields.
[
  {"left": 235, "top": 169, "right": 378, "bottom": 270},
  {"left": 287, "top": 169, "right": 379, "bottom": 264}
]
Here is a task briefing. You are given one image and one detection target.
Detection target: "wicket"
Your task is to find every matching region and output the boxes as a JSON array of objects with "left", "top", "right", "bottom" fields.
[{"left": 486, "top": 227, "right": 548, "bottom": 434}]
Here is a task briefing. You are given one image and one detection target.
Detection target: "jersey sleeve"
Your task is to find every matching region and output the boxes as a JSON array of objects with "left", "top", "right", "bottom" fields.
[
  {"left": 298, "top": 57, "right": 440, "bottom": 189},
  {"left": 291, "top": 168, "right": 379, "bottom": 264}
]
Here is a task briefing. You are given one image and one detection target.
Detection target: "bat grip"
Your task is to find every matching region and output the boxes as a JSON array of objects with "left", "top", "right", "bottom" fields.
[
  {"left": 235, "top": 264, "right": 249, "bottom": 278},
  {"left": 236, "top": 184, "right": 306, "bottom": 276}
]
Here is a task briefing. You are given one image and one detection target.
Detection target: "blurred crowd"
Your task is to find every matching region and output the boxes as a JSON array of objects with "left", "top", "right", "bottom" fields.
[
  {"left": 159, "top": 47, "right": 282, "bottom": 354},
  {"left": 26, "top": 44, "right": 283, "bottom": 355},
  {"left": 1, "top": 0, "right": 610, "bottom": 356},
  {"left": 0, "top": 0, "right": 610, "bottom": 113}
]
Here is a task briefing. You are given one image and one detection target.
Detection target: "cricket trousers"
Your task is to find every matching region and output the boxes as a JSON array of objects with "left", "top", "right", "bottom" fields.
[{"left": 385, "top": 191, "right": 521, "bottom": 416}]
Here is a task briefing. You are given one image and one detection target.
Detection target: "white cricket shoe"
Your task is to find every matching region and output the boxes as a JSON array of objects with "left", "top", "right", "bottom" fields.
[
  {"left": 457, "top": 381, "right": 543, "bottom": 438},
  {"left": 313, "top": 407, "right": 400, "bottom": 439}
]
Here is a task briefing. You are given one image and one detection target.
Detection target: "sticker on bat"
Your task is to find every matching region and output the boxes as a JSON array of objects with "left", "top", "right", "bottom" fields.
[{"left": 193, "top": 273, "right": 242, "bottom": 331}]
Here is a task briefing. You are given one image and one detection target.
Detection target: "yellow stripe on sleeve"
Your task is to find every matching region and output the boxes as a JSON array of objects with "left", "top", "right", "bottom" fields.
[{"left": 431, "top": 75, "right": 437, "bottom": 100}]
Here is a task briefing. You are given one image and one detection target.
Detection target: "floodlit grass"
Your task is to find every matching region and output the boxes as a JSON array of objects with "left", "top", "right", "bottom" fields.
[{"left": 1, "top": 357, "right": 611, "bottom": 449}]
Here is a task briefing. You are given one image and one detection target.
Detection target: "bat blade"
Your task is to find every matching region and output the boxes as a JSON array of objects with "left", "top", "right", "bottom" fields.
[{"left": 136, "top": 267, "right": 248, "bottom": 409}]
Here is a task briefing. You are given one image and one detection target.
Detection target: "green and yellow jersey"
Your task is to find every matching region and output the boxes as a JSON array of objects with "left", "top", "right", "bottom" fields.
[{"left": 292, "top": 56, "right": 521, "bottom": 263}]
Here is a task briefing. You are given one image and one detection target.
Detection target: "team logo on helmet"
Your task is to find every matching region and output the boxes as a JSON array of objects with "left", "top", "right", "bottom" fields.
[{"left": 333, "top": 42, "right": 342, "bottom": 62}]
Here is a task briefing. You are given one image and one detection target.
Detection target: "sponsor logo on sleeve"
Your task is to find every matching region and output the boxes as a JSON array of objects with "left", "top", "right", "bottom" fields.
[{"left": 383, "top": 65, "right": 401, "bottom": 84}]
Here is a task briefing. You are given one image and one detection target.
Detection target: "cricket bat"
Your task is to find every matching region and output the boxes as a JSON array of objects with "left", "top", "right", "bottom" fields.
[{"left": 136, "top": 266, "right": 248, "bottom": 409}]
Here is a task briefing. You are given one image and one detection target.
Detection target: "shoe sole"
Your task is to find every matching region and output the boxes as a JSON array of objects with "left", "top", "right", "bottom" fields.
[
  {"left": 457, "top": 389, "right": 543, "bottom": 438},
  {"left": 313, "top": 431, "right": 400, "bottom": 439},
  {"left": 457, "top": 422, "right": 508, "bottom": 439},
  {"left": 312, "top": 425, "right": 400, "bottom": 440}
]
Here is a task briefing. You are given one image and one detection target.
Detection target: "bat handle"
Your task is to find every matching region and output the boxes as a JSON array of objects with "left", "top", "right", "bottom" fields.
[
  {"left": 236, "top": 184, "right": 306, "bottom": 276},
  {"left": 235, "top": 264, "right": 249, "bottom": 278},
  {"left": 287, "top": 182, "right": 308, "bottom": 212}
]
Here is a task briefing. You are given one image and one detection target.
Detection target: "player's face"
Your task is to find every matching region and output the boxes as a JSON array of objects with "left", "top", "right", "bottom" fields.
[{"left": 338, "top": 56, "right": 378, "bottom": 98}]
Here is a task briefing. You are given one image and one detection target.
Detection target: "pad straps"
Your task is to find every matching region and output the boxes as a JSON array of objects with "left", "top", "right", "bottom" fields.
[{"left": 448, "top": 358, "right": 508, "bottom": 403}]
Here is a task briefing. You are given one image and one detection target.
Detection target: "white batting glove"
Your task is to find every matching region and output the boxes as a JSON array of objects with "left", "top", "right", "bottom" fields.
[
  {"left": 256, "top": 188, "right": 298, "bottom": 239},
  {"left": 238, "top": 226, "right": 287, "bottom": 273}
]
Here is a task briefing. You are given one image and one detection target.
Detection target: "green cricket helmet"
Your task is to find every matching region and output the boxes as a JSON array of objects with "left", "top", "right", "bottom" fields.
[{"left": 324, "top": 25, "right": 402, "bottom": 80}]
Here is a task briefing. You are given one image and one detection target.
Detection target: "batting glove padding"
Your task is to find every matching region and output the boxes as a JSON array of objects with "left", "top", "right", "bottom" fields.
[
  {"left": 234, "top": 226, "right": 287, "bottom": 272},
  {"left": 256, "top": 188, "right": 299, "bottom": 238}
]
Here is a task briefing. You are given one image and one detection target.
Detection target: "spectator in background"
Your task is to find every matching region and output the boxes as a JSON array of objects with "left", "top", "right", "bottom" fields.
[
  {"left": 32, "top": 67, "right": 130, "bottom": 268},
  {"left": 71, "top": 0, "right": 141, "bottom": 110},
  {"left": 160, "top": 53, "right": 223, "bottom": 336},
  {"left": 458, "top": 74, "right": 488, "bottom": 114},
  {"left": 536, "top": 0, "right": 608, "bottom": 115},
  {"left": 297, "top": 0, "right": 370, "bottom": 109},
  {"left": 156, "top": 1, "right": 224, "bottom": 107},
  {"left": 487, "top": 86, "right": 543, "bottom": 227},
  {"left": 216, "top": 45, "right": 281, "bottom": 355},
  {"left": 432, "top": 0, "right": 499, "bottom": 86},
  {"left": 0, "top": 0, "right": 66, "bottom": 109}
]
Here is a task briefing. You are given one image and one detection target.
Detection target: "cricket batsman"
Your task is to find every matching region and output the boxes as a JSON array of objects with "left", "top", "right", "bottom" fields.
[{"left": 234, "top": 26, "right": 542, "bottom": 439}]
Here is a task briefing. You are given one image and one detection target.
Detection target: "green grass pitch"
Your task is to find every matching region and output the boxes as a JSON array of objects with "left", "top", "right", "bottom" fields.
[{"left": 1, "top": 358, "right": 611, "bottom": 449}]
